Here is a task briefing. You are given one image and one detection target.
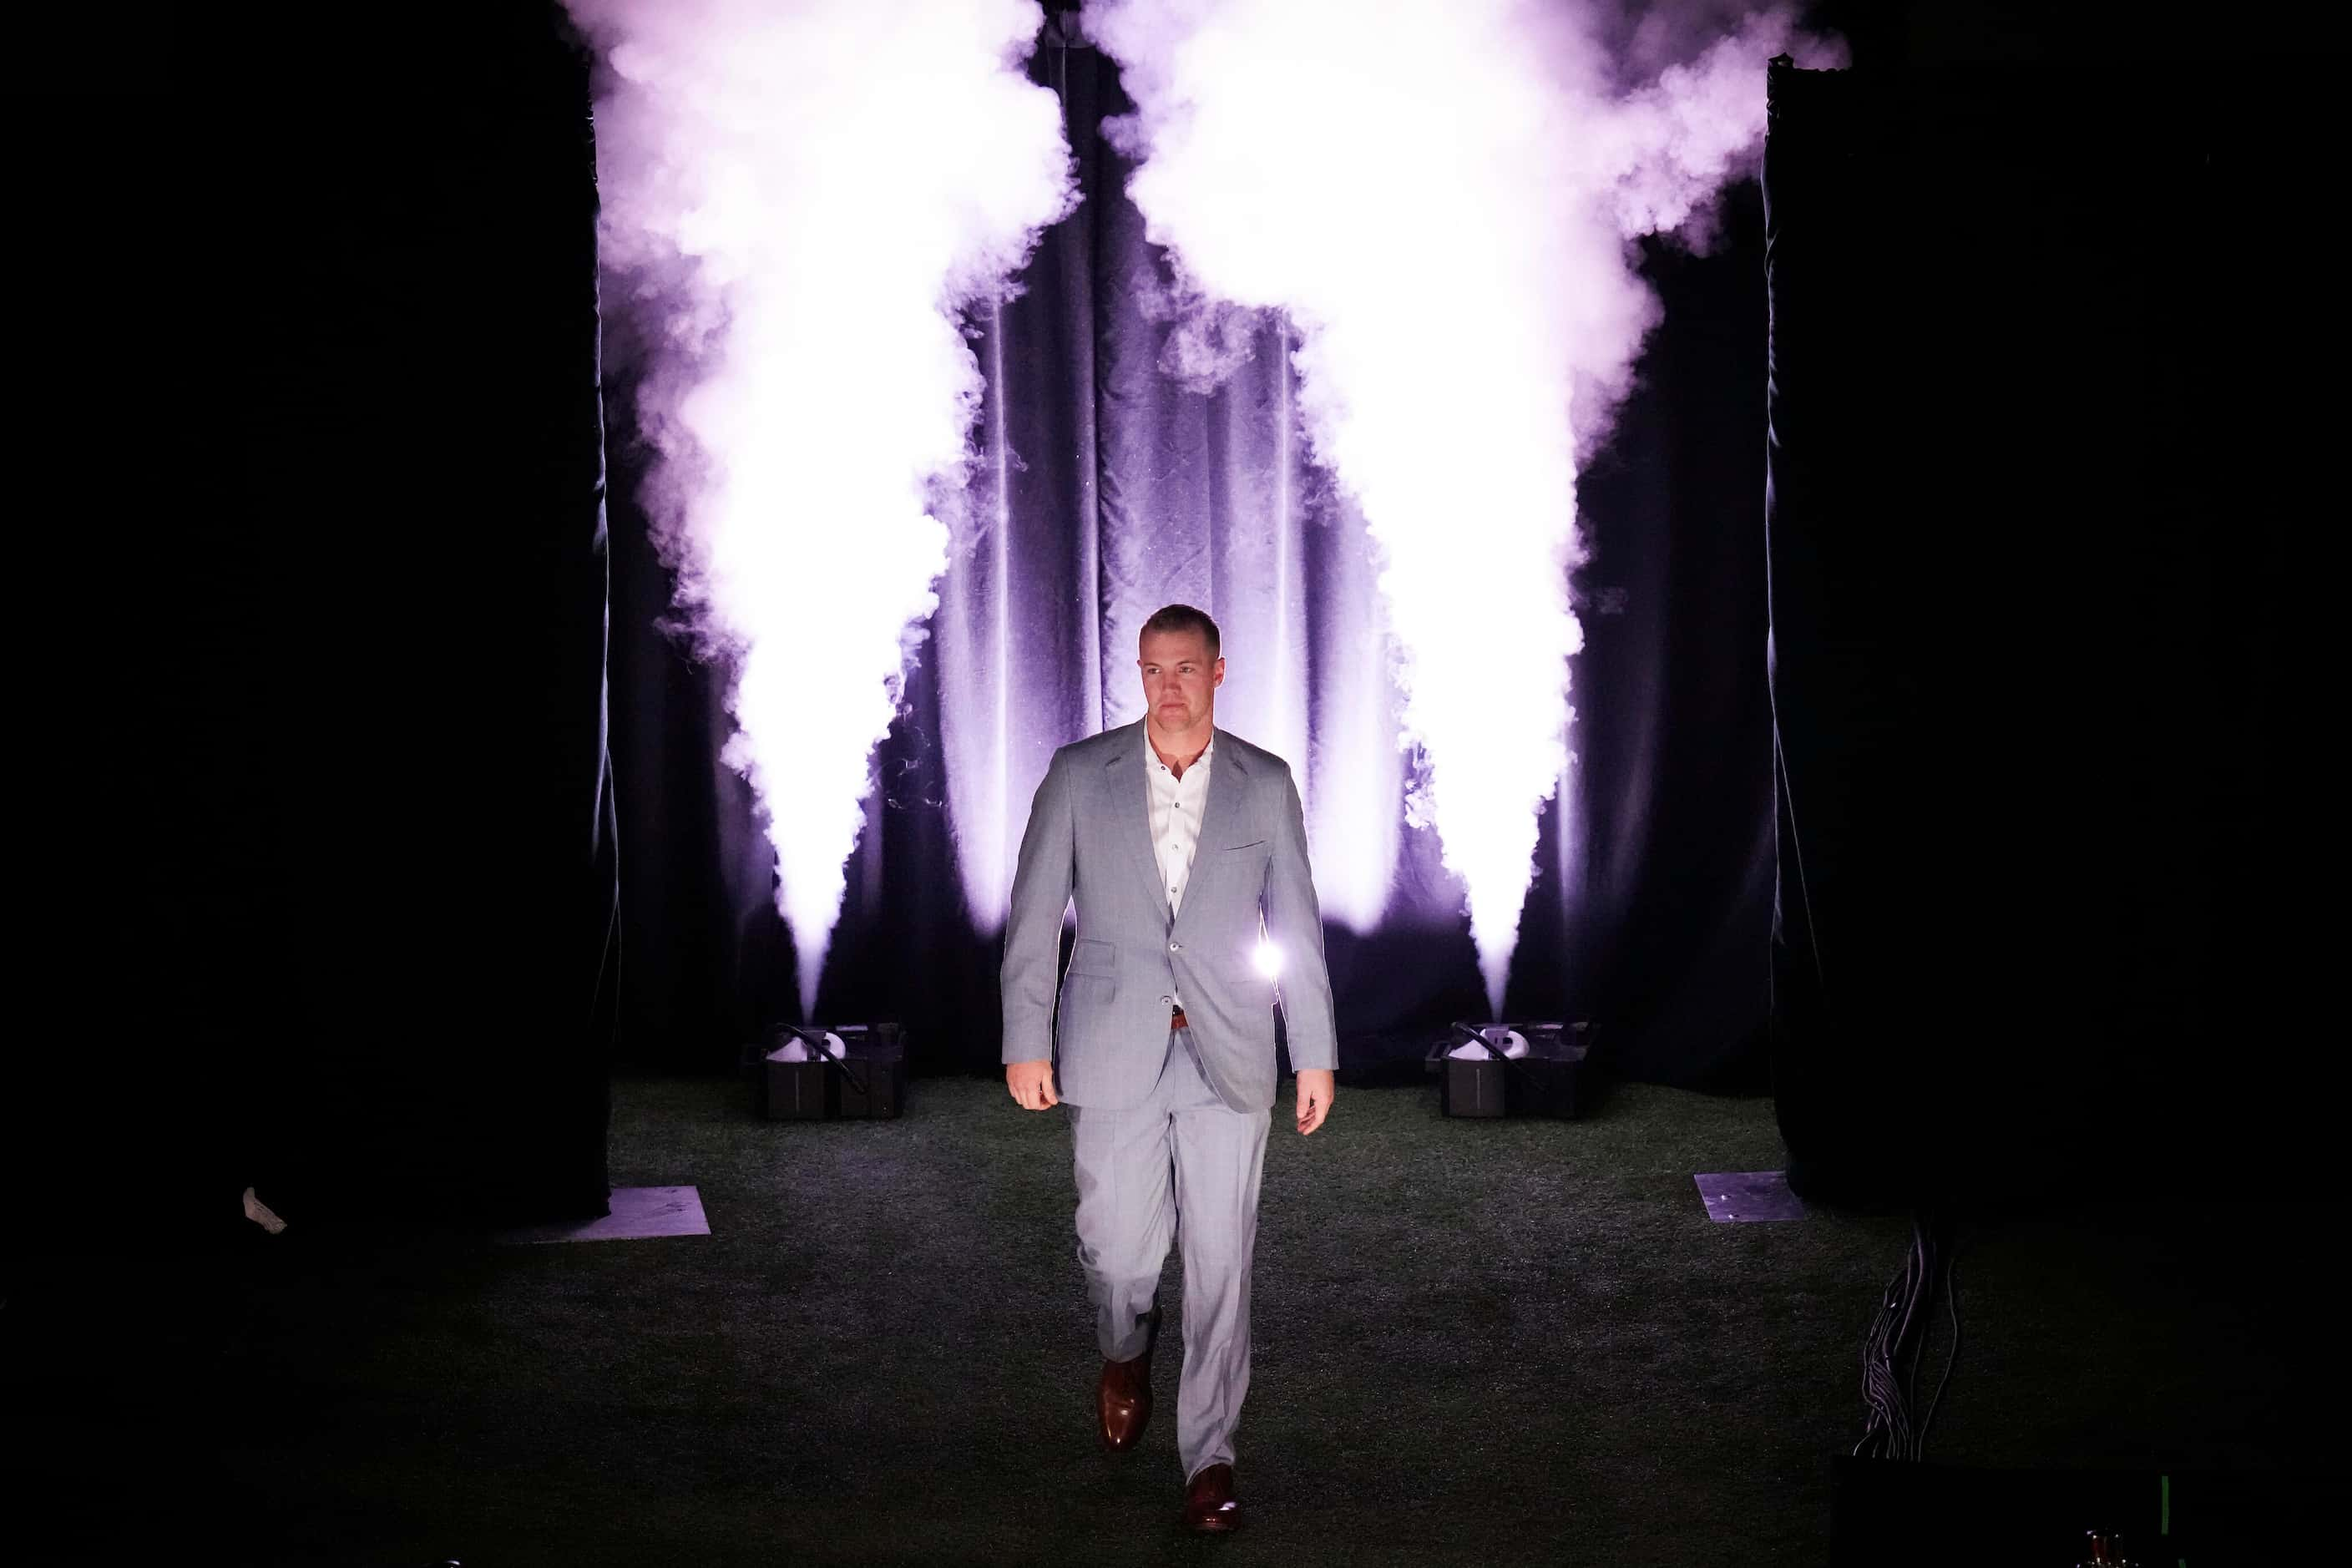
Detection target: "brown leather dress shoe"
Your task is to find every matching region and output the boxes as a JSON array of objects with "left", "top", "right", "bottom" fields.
[
  {"left": 1098, "top": 1351, "right": 1151, "bottom": 1451},
  {"left": 1182, "top": 1463, "right": 1241, "bottom": 1533}
]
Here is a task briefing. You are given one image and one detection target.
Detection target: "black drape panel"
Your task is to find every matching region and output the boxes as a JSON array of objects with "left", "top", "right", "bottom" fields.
[
  {"left": 1763, "top": 56, "right": 2314, "bottom": 1204},
  {"left": 78, "top": 3, "right": 620, "bottom": 1234},
  {"left": 608, "top": 38, "right": 1775, "bottom": 1091}
]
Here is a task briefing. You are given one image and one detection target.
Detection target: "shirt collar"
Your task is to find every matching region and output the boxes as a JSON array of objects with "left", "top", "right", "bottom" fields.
[{"left": 1145, "top": 726, "right": 1214, "bottom": 776}]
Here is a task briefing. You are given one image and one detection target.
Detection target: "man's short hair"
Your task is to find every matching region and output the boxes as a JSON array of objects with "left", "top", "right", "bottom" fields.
[{"left": 1141, "top": 603, "right": 1222, "bottom": 660}]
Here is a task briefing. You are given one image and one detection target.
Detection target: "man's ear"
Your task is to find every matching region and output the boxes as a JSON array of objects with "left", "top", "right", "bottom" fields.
[{"left": 1213, "top": 657, "right": 1226, "bottom": 688}]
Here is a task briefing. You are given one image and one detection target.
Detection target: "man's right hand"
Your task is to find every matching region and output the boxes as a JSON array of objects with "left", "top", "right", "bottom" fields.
[{"left": 1006, "top": 1059, "right": 1060, "bottom": 1110}]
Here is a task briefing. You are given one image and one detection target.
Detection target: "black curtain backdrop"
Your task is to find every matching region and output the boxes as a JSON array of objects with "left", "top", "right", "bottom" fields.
[
  {"left": 604, "top": 33, "right": 1778, "bottom": 1090},
  {"left": 1762, "top": 50, "right": 2319, "bottom": 1204},
  {"left": 23, "top": 1, "right": 2321, "bottom": 1254},
  {"left": 23, "top": 1, "right": 2314, "bottom": 1251},
  {"left": 255, "top": 6, "right": 616, "bottom": 1226},
  {"left": 37, "top": 3, "right": 622, "bottom": 1236}
]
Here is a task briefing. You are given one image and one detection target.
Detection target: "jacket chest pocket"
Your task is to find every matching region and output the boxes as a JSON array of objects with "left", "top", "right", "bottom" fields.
[{"left": 1209, "top": 837, "right": 1271, "bottom": 886}]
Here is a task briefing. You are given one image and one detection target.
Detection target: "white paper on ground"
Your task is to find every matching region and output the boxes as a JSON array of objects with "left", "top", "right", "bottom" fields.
[{"left": 496, "top": 1186, "right": 712, "bottom": 1246}]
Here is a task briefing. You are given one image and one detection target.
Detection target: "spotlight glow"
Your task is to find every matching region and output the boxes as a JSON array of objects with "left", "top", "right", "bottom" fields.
[
  {"left": 1085, "top": 0, "right": 1832, "bottom": 1013},
  {"left": 1252, "top": 938, "right": 1282, "bottom": 980},
  {"left": 571, "top": 0, "right": 1075, "bottom": 1015}
]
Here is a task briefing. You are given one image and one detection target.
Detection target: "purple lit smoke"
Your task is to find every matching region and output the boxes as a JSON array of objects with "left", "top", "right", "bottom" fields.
[
  {"left": 570, "top": 0, "right": 1075, "bottom": 1016},
  {"left": 1084, "top": 0, "right": 1837, "bottom": 1013}
]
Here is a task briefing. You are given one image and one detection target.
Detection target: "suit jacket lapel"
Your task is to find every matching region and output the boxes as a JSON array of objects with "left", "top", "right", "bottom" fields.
[
  {"left": 1102, "top": 721, "right": 1168, "bottom": 930},
  {"left": 1174, "top": 728, "right": 1248, "bottom": 942}
]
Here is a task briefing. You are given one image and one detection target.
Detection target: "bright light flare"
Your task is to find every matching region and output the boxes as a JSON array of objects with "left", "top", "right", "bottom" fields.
[{"left": 1252, "top": 938, "right": 1283, "bottom": 980}]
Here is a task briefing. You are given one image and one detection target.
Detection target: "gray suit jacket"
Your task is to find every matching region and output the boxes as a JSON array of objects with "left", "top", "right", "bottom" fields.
[{"left": 999, "top": 721, "right": 1338, "bottom": 1113}]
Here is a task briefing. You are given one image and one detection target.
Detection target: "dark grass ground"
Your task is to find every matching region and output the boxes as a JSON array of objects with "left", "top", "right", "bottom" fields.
[{"left": 5, "top": 1072, "right": 2315, "bottom": 1565}]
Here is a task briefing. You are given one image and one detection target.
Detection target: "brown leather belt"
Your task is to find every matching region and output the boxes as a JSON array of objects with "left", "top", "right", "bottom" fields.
[{"left": 1170, "top": 1006, "right": 1190, "bottom": 1031}]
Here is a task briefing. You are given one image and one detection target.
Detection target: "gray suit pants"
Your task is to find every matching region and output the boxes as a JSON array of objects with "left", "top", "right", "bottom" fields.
[{"left": 1068, "top": 1024, "right": 1271, "bottom": 1482}]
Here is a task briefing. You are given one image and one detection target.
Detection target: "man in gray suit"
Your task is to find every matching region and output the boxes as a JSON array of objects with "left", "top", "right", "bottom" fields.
[{"left": 1002, "top": 603, "right": 1338, "bottom": 1535}]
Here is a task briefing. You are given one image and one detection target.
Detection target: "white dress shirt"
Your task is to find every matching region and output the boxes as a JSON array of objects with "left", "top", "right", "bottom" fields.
[
  {"left": 1146, "top": 728, "right": 1213, "bottom": 914},
  {"left": 1146, "top": 729, "right": 1213, "bottom": 1006}
]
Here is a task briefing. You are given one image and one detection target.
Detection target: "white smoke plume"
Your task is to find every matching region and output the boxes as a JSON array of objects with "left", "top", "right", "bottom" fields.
[
  {"left": 570, "top": 0, "right": 1074, "bottom": 1017},
  {"left": 1084, "top": 0, "right": 1835, "bottom": 1014}
]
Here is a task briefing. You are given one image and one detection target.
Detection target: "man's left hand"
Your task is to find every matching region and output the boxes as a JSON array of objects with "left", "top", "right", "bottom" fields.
[{"left": 1294, "top": 1069, "right": 1335, "bottom": 1136}]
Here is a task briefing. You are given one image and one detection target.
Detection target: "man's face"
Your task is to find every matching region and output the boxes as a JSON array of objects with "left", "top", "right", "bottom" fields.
[{"left": 1138, "top": 628, "right": 1223, "bottom": 735}]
